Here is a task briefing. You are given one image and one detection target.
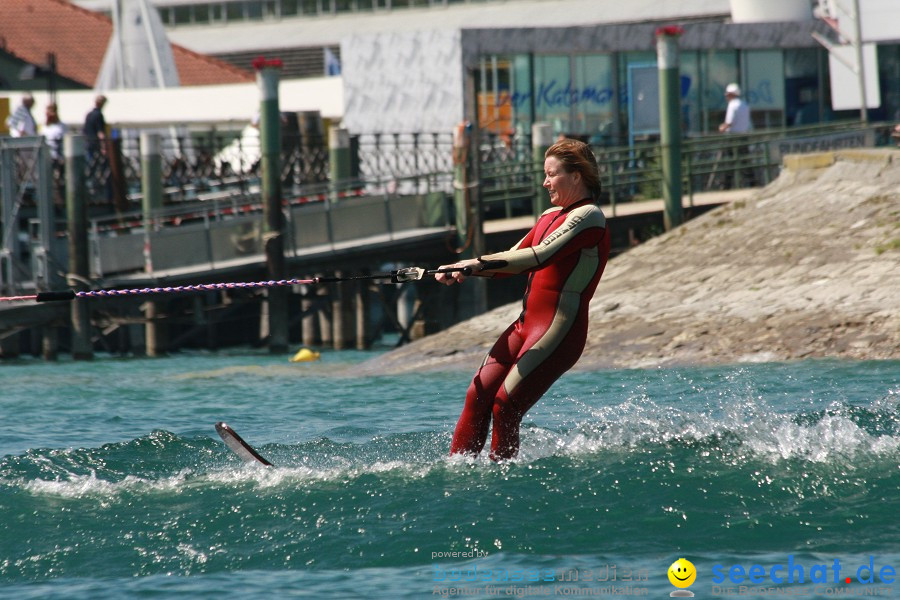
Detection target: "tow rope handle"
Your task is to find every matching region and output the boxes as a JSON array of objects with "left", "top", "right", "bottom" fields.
[{"left": 395, "top": 260, "right": 506, "bottom": 282}]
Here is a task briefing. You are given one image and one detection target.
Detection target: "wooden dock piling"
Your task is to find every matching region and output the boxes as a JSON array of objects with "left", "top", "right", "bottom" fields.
[{"left": 65, "top": 134, "right": 93, "bottom": 361}]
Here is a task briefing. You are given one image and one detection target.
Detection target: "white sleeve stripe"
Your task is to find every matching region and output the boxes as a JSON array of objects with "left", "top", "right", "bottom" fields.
[{"left": 481, "top": 206, "right": 604, "bottom": 275}]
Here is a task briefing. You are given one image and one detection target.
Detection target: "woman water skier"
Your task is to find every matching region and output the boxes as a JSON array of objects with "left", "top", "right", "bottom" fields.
[{"left": 435, "top": 138, "right": 611, "bottom": 460}]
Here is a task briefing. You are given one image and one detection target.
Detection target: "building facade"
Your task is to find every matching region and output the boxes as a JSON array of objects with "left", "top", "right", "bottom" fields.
[
  {"left": 342, "top": 19, "right": 899, "bottom": 142},
  {"left": 461, "top": 21, "right": 900, "bottom": 145},
  {"left": 61, "top": 0, "right": 900, "bottom": 144}
]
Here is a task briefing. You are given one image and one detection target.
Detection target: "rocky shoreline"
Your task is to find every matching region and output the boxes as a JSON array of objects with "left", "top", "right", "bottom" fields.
[{"left": 360, "top": 149, "right": 900, "bottom": 375}]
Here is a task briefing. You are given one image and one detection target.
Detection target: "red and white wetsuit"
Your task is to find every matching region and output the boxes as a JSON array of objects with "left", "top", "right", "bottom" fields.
[{"left": 451, "top": 199, "right": 611, "bottom": 459}]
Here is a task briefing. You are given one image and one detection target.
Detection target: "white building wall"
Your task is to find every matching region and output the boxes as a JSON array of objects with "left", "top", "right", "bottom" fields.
[
  {"left": 1, "top": 77, "right": 343, "bottom": 129},
  {"left": 341, "top": 29, "right": 463, "bottom": 134},
  {"left": 819, "top": 0, "right": 900, "bottom": 42}
]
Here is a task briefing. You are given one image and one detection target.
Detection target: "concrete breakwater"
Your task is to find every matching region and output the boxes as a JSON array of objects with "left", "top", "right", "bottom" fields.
[{"left": 362, "top": 149, "right": 900, "bottom": 374}]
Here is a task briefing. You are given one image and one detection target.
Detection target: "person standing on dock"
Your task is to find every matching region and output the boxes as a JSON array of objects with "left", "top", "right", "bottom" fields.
[
  {"left": 718, "top": 83, "right": 751, "bottom": 134},
  {"left": 6, "top": 93, "right": 36, "bottom": 138},
  {"left": 83, "top": 94, "right": 109, "bottom": 197},
  {"left": 43, "top": 103, "right": 66, "bottom": 160},
  {"left": 718, "top": 83, "right": 755, "bottom": 187},
  {"left": 435, "top": 138, "right": 611, "bottom": 460},
  {"left": 83, "top": 94, "right": 108, "bottom": 158}
]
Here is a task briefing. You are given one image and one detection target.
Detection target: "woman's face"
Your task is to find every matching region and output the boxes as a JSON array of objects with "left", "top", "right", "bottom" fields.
[{"left": 543, "top": 155, "right": 584, "bottom": 208}]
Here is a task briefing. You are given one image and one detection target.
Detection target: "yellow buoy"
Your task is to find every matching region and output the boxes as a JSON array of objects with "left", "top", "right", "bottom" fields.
[{"left": 290, "top": 348, "right": 321, "bottom": 362}]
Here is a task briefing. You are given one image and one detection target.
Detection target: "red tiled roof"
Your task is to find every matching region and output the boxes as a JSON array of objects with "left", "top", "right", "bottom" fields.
[{"left": 0, "top": 0, "right": 253, "bottom": 87}]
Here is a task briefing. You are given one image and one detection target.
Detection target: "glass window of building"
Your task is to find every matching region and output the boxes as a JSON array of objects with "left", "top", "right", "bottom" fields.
[
  {"left": 246, "top": 1, "right": 263, "bottom": 20},
  {"left": 743, "top": 50, "right": 785, "bottom": 129},
  {"left": 618, "top": 51, "right": 655, "bottom": 141},
  {"left": 173, "top": 5, "right": 192, "bottom": 24},
  {"left": 680, "top": 51, "right": 702, "bottom": 135},
  {"left": 877, "top": 44, "right": 900, "bottom": 123},
  {"left": 300, "top": 0, "right": 318, "bottom": 14},
  {"left": 784, "top": 48, "right": 822, "bottom": 126},
  {"left": 477, "top": 56, "right": 513, "bottom": 135},
  {"left": 226, "top": 1, "right": 244, "bottom": 21},
  {"left": 510, "top": 54, "right": 533, "bottom": 133},
  {"left": 533, "top": 55, "right": 573, "bottom": 137},
  {"left": 282, "top": 0, "right": 299, "bottom": 16},
  {"left": 572, "top": 54, "right": 615, "bottom": 145},
  {"left": 476, "top": 53, "right": 551, "bottom": 148},
  {"left": 194, "top": 3, "right": 210, "bottom": 23},
  {"left": 702, "top": 50, "right": 739, "bottom": 132}
]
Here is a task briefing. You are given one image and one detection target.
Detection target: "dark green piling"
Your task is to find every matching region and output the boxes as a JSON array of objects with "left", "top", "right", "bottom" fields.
[
  {"left": 140, "top": 132, "right": 165, "bottom": 356},
  {"left": 65, "top": 134, "right": 93, "bottom": 360},
  {"left": 257, "top": 64, "right": 288, "bottom": 353},
  {"left": 532, "top": 122, "right": 553, "bottom": 216},
  {"left": 657, "top": 27, "right": 684, "bottom": 231}
]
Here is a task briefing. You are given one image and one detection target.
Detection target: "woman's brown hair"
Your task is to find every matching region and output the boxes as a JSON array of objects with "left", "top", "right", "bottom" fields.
[{"left": 545, "top": 138, "right": 602, "bottom": 202}]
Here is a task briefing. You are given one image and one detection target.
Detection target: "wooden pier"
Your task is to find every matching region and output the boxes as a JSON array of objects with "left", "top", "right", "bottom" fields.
[{"left": 0, "top": 189, "right": 742, "bottom": 360}]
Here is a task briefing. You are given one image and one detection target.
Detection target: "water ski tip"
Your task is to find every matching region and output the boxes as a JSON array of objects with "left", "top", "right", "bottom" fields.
[{"left": 215, "top": 421, "right": 274, "bottom": 466}]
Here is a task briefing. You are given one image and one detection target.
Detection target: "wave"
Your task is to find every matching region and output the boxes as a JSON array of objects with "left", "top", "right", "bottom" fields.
[
  {"left": 520, "top": 394, "right": 900, "bottom": 464},
  {"left": 2, "top": 393, "right": 898, "bottom": 501},
  {"left": 3, "top": 404, "right": 900, "bottom": 582}
]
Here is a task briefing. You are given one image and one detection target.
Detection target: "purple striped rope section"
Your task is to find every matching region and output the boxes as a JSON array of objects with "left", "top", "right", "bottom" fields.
[
  {"left": 0, "top": 278, "right": 322, "bottom": 303},
  {"left": 1, "top": 266, "right": 469, "bottom": 303},
  {"left": 75, "top": 278, "right": 318, "bottom": 298}
]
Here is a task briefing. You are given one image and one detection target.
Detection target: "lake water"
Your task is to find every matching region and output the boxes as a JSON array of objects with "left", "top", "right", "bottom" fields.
[{"left": 2, "top": 349, "right": 898, "bottom": 598}]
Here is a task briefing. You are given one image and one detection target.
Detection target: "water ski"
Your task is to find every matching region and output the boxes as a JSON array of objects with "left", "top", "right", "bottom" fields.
[{"left": 215, "top": 422, "right": 273, "bottom": 466}]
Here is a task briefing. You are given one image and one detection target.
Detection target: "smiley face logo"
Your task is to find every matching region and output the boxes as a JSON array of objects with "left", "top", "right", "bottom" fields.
[{"left": 668, "top": 558, "right": 697, "bottom": 588}]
